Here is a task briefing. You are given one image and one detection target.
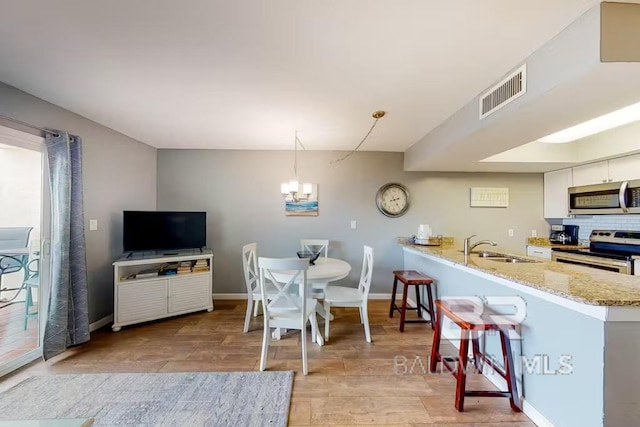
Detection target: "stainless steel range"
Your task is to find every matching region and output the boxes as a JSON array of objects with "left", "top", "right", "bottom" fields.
[{"left": 552, "top": 230, "right": 640, "bottom": 275}]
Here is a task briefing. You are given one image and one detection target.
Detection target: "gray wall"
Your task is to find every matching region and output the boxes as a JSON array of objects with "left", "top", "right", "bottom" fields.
[
  {"left": 157, "top": 149, "right": 547, "bottom": 294},
  {"left": 0, "top": 82, "right": 157, "bottom": 323}
]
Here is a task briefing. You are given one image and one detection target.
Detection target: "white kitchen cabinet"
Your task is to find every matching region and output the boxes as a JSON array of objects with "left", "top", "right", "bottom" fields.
[
  {"left": 526, "top": 246, "right": 552, "bottom": 260},
  {"left": 112, "top": 250, "right": 214, "bottom": 331},
  {"left": 543, "top": 168, "right": 573, "bottom": 218},
  {"left": 607, "top": 154, "right": 640, "bottom": 182},
  {"left": 571, "top": 161, "right": 609, "bottom": 186}
]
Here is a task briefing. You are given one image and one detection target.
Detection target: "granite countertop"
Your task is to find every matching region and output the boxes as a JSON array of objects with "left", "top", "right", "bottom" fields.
[
  {"left": 398, "top": 238, "right": 640, "bottom": 307},
  {"left": 526, "top": 237, "right": 587, "bottom": 249}
]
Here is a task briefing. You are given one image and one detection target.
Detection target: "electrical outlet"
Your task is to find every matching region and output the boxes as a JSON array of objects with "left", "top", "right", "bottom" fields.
[
  {"left": 350, "top": 220, "right": 357, "bottom": 229},
  {"left": 531, "top": 229, "right": 537, "bottom": 237},
  {"left": 508, "top": 228, "right": 514, "bottom": 237}
]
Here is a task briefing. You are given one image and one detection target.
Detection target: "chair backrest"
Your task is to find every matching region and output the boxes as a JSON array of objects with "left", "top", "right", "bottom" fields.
[
  {"left": 242, "top": 243, "right": 259, "bottom": 295},
  {"left": 0, "top": 227, "right": 33, "bottom": 275},
  {"left": 358, "top": 245, "right": 374, "bottom": 298},
  {"left": 0, "top": 255, "right": 26, "bottom": 276},
  {"left": 258, "top": 257, "right": 309, "bottom": 317},
  {"left": 0, "top": 227, "right": 33, "bottom": 250},
  {"left": 300, "top": 239, "right": 329, "bottom": 258}
]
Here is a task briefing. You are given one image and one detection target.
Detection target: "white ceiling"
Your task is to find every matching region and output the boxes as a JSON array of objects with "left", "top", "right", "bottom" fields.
[{"left": 0, "top": 0, "right": 610, "bottom": 151}]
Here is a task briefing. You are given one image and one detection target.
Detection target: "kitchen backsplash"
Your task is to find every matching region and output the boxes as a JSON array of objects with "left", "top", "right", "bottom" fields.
[{"left": 562, "top": 215, "right": 640, "bottom": 241}]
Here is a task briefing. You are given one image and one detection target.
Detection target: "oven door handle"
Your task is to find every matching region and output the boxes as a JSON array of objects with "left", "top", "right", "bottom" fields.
[{"left": 620, "top": 181, "right": 629, "bottom": 213}]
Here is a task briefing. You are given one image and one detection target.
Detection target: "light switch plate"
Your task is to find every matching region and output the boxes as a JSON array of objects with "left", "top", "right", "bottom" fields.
[
  {"left": 89, "top": 219, "right": 98, "bottom": 231},
  {"left": 350, "top": 220, "right": 357, "bottom": 229}
]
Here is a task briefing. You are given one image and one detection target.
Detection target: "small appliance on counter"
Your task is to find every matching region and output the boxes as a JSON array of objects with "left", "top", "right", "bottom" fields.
[
  {"left": 414, "top": 224, "right": 433, "bottom": 245},
  {"left": 412, "top": 224, "right": 443, "bottom": 246},
  {"left": 549, "top": 224, "right": 579, "bottom": 245}
]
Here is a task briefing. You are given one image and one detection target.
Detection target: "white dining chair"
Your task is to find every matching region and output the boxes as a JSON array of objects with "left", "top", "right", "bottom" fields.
[
  {"left": 258, "top": 257, "right": 322, "bottom": 376},
  {"left": 323, "top": 245, "right": 374, "bottom": 343},
  {"left": 242, "top": 243, "right": 278, "bottom": 333},
  {"left": 300, "top": 239, "right": 329, "bottom": 259}
]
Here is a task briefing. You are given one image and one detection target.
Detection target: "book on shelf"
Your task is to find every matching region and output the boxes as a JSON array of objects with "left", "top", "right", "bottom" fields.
[
  {"left": 177, "top": 261, "right": 192, "bottom": 274},
  {"left": 131, "top": 267, "right": 159, "bottom": 279}
]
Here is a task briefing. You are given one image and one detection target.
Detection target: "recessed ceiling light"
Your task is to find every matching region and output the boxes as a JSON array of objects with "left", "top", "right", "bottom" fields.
[{"left": 538, "top": 100, "right": 640, "bottom": 143}]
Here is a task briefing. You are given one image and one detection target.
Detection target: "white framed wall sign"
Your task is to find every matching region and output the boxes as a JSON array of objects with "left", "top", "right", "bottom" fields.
[{"left": 470, "top": 187, "right": 509, "bottom": 208}]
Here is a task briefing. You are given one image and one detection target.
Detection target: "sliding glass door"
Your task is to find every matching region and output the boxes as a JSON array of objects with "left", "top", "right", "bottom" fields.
[{"left": 0, "top": 125, "right": 50, "bottom": 375}]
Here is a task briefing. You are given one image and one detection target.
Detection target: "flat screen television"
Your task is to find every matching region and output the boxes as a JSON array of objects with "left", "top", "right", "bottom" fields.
[{"left": 123, "top": 211, "right": 206, "bottom": 252}]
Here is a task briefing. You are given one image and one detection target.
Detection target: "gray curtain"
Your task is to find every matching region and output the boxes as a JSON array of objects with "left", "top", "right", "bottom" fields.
[{"left": 43, "top": 131, "right": 90, "bottom": 360}]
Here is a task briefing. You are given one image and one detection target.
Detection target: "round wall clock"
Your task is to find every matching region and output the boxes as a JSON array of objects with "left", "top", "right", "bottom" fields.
[{"left": 376, "top": 183, "right": 410, "bottom": 218}]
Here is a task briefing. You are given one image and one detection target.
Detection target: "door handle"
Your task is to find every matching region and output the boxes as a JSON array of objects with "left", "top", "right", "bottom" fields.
[
  {"left": 620, "top": 181, "right": 629, "bottom": 213},
  {"left": 42, "top": 239, "right": 51, "bottom": 257}
]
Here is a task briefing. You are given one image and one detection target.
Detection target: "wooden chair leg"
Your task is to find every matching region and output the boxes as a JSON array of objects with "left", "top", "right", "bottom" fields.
[
  {"left": 399, "top": 283, "right": 409, "bottom": 332},
  {"left": 454, "top": 329, "right": 470, "bottom": 412},
  {"left": 471, "top": 330, "right": 482, "bottom": 373},
  {"left": 389, "top": 277, "right": 398, "bottom": 317},
  {"left": 415, "top": 285, "right": 422, "bottom": 318},
  {"left": 500, "top": 329, "right": 522, "bottom": 412},
  {"left": 243, "top": 297, "right": 253, "bottom": 333},
  {"left": 324, "top": 301, "right": 331, "bottom": 342},
  {"left": 253, "top": 298, "right": 261, "bottom": 317},
  {"left": 260, "top": 321, "right": 270, "bottom": 372},
  {"left": 362, "top": 303, "right": 371, "bottom": 343},
  {"left": 426, "top": 284, "right": 435, "bottom": 330},
  {"left": 429, "top": 305, "right": 443, "bottom": 373},
  {"left": 301, "top": 320, "right": 308, "bottom": 376}
]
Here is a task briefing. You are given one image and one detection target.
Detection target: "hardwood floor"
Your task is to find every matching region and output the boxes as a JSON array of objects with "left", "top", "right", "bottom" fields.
[
  {"left": 0, "top": 292, "right": 38, "bottom": 364},
  {"left": 2, "top": 300, "right": 535, "bottom": 426}
]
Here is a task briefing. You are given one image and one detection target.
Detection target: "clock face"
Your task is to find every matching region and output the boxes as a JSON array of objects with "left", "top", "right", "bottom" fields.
[{"left": 376, "top": 183, "right": 410, "bottom": 217}]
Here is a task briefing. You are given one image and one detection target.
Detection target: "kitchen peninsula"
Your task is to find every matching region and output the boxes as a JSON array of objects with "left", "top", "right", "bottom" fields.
[{"left": 400, "top": 239, "right": 640, "bottom": 427}]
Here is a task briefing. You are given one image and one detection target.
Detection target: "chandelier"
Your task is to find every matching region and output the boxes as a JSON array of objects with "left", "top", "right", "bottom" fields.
[
  {"left": 280, "top": 110, "right": 386, "bottom": 201},
  {"left": 280, "top": 131, "right": 311, "bottom": 202}
]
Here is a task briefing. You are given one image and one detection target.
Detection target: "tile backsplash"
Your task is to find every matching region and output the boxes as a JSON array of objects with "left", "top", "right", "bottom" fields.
[{"left": 562, "top": 215, "right": 640, "bottom": 241}]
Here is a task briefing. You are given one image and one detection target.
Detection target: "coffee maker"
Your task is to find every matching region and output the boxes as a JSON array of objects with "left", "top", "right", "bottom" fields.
[{"left": 549, "top": 224, "right": 579, "bottom": 245}]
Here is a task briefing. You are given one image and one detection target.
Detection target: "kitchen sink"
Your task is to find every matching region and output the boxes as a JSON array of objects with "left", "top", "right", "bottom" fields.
[
  {"left": 487, "top": 257, "right": 540, "bottom": 263},
  {"left": 457, "top": 250, "right": 508, "bottom": 257},
  {"left": 477, "top": 251, "right": 510, "bottom": 258}
]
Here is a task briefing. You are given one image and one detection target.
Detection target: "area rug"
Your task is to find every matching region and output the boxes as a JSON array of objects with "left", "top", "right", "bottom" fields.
[{"left": 0, "top": 371, "right": 294, "bottom": 426}]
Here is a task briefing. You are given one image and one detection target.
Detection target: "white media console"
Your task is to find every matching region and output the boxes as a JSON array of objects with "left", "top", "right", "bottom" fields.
[{"left": 111, "top": 248, "right": 214, "bottom": 331}]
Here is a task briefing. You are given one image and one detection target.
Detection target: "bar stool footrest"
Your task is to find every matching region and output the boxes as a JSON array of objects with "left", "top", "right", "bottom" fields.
[{"left": 465, "top": 391, "right": 513, "bottom": 398}]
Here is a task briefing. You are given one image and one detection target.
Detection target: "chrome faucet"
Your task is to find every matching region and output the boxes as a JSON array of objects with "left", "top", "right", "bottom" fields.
[{"left": 463, "top": 234, "right": 498, "bottom": 256}]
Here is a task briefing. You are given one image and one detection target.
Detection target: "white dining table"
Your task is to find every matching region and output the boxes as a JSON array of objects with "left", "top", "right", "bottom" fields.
[{"left": 269, "top": 257, "right": 352, "bottom": 344}]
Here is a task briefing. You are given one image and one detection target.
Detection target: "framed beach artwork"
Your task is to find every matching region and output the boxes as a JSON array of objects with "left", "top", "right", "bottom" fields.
[{"left": 285, "top": 184, "right": 318, "bottom": 216}]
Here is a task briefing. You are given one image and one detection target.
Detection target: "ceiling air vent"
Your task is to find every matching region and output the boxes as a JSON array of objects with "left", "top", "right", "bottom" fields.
[{"left": 479, "top": 64, "right": 527, "bottom": 119}]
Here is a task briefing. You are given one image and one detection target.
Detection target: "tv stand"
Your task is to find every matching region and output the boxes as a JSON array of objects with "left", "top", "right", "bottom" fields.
[{"left": 111, "top": 249, "right": 214, "bottom": 331}]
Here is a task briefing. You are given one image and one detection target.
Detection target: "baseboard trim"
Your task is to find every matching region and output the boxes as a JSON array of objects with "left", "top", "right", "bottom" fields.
[
  {"left": 213, "top": 293, "right": 248, "bottom": 300},
  {"left": 90, "top": 314, "right": 114, "bottom": 332},
  {"left": 213, "top": 292, "right": 392, "bottom": 300}
]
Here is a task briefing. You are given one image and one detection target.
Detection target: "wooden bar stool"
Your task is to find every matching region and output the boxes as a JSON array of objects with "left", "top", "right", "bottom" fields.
[
  {"left": 429, "top": 298, "right": 521, "bottom": 412},
  {"left": 389, "top": 270, "right": 436, "bottom": 331}
]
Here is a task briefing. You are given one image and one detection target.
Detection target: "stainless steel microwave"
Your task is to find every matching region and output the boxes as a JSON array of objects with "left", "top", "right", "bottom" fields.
[{"left": 569, "top": 180, "right": 640, "bottom": 215}]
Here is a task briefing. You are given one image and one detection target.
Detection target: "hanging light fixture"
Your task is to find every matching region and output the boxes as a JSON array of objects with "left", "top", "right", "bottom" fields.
[
  {"left": 281, "top": 131, "right": 312, "bottom": 202},
  {"left": 280, "top": 110, "right": 386, "bottom": 199}
]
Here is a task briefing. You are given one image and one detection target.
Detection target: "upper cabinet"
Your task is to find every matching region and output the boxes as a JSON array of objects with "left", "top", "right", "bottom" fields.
[
  {"left": 544, "top": 168, "right": 573, "bottom": 218},
  {"left": 571, "top": 155, "right": 640, "bottom": 186},
  {"left": 608, "top": 154, "right": 640, "bottom": 182},
  {"left": 571, "top": 161, "right": 610, "bottom": 186},
  {"left": 543, "top": 154, "right": 640, "bottom": 218}
]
